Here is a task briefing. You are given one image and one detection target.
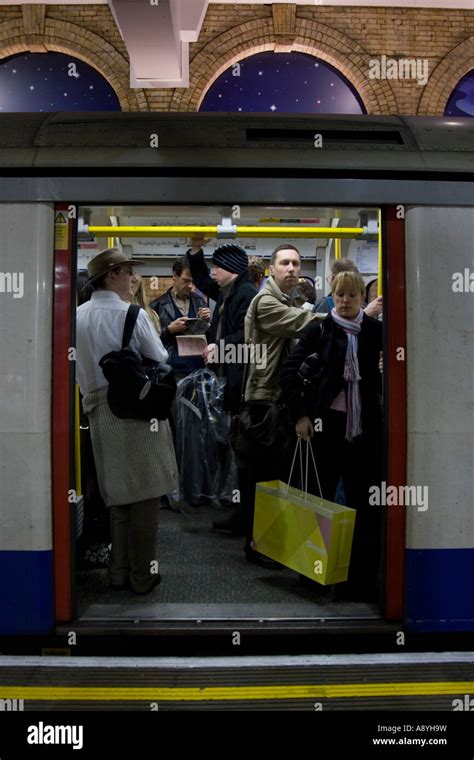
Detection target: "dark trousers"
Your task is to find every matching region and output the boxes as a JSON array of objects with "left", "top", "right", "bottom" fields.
[
  {"left": 304, "top": 410, "right": 383, "bottom": 593},
  {"left": 236, "top": 402, "right": 291, "bottom": 553}
]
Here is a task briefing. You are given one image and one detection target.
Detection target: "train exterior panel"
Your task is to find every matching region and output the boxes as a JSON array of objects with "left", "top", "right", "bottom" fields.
[
  {"left": 0, "top": 203, "right": 55, "bottom": 634},
  {"left": 405, "top": 206, "right": 474, "bottom": 632}
]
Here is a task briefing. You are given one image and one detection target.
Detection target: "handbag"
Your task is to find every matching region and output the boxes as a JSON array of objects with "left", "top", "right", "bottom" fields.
[
  {"left": 98, "top": 305, "right": 176, "bottom": 421},
  {"left": 230, "top": 398, "right": 288, "bottom": 458}
]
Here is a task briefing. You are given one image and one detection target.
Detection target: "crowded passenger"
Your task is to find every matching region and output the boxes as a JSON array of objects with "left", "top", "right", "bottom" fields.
[
  {"left": 149, "top": 258, "right": 211, "bottom": 381},
  {"left": 248, "top": 256, "right": 266, "bottom": 289},
  {"left": 365, "top": 277, "right": 379, "bottom": 306},
  {"left": 296, "top": 277, "right": 317, "bottom": 310},
  {"left": 185, "top": 237, "right": 258, "bottom": 416},
  {"left": 76, "top": 270, "right": 110, "bottom": 570},
  {"left": 314, "top": 258, "right": 383, "bottom": 319},
  {"left": 76, "top": 248, "right": 178, "bottom": 595},
  {"left": 279, "top": 270, "right": 384, "bottom": 601},
  {"left": 231, "top": 244, "right": 327, "bottom": 564},
  {"left": 183, "top": 238, "right": 258, "bottom": 519},
  {"left": 132, "top": 274, "right": 162, "bottom": 335}
]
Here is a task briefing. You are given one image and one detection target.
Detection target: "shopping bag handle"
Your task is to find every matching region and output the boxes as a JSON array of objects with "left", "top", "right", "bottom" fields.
[{"left": 286, "top": 437, "right": 323, "bottom": 502}]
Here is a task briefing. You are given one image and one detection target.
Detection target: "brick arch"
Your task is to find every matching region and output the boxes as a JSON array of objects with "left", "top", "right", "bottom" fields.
[
  {"left": 418, "top": 37, "right": 474, "bottom": 116},
  {"left": 171, "top": 16, "right": 397, "bottom": 114},
  {"left": 0, "top": 16, "right": 149, "bottom": 112}
]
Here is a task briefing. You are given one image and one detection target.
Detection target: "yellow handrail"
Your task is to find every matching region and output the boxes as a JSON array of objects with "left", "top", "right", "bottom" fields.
[{"left": 88, "top": 225, "right": 367, "bottom": 240}]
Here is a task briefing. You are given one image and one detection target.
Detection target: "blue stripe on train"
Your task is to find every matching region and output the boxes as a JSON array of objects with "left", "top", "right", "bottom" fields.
[
  {"left": 405, "top": 548, "right": 474, "bottom": 632},
  {"left": 0, "top": 550, "right": 54, "bottom": 634}
]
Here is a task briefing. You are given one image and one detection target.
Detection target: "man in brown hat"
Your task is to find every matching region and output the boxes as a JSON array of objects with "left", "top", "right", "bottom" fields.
[{"left": 76, "top": 248, "right": 178, "bottom": 594}]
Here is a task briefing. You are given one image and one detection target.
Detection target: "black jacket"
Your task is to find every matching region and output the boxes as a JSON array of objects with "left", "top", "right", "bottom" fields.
[
  {"left": 279, "top": 313, "right": 383, "bottom": 433},
  {"left": 149, "top": 288, "right": 208, "bottom": 373},
  {"left": 186, "top": 249, "right": 257, "bottom": 413},
  {"left": 150, "top": 287, "right": 207, "bottom": 345}
]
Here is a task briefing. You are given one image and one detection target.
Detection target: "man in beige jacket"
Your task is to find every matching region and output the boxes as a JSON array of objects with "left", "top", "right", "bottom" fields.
[{"left": 219, "top": 243, "right": 325, "bottom": 565}]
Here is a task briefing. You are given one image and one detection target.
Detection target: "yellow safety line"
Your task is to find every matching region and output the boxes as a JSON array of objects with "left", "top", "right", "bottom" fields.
[
  {"left": 1, "top": 683, "right": 472, "bottom": 702},
  {"left": 88, "top": 226, "right": 365, "bottom": 240}
]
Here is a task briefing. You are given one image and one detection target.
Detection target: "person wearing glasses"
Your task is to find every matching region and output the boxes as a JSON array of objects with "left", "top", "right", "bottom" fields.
[{"left": 76, "top": 248, "right": 178, "bottom": 595}]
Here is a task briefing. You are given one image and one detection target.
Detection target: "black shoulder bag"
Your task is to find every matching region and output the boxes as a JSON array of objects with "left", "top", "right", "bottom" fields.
[{"left": 98, "top": 304, "right": 176, "bottom": 421}]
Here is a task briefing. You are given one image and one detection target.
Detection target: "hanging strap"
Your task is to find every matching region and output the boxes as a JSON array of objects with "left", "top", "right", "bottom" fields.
[
  {"left": 122, "top": 304, "right": 141, "bottom": 349},
  {"left": 286, "top": 437, "right": 322, "bottom": 503}
]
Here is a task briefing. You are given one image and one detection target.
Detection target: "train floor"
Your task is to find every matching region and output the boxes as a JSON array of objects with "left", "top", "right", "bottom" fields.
[{"left": 76, "top": 504, "right": 380, "bottom": 622}]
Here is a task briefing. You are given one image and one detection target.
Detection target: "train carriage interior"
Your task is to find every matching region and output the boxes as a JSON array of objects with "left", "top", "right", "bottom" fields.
[{"left": 73, "top": 202, "right": 387, "bottom": 627}]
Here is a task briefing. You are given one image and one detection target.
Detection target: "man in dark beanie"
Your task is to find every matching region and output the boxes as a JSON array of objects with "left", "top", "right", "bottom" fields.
[
  {"left": 186, "top": 237, "right": 257, "bottom": 416},
  {"left": 186, "top": 237, "right": 257, "bottom": 533}
]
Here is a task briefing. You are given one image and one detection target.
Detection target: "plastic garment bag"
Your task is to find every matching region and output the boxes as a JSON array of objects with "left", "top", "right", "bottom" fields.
[{"left": 175, "top": 369, "right": 237, "bottom": 506}]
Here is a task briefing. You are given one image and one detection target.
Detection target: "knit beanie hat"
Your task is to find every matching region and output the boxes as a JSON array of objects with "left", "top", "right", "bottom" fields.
[{"left": 212, "top": 244, "right": 248, "bottom": 274}]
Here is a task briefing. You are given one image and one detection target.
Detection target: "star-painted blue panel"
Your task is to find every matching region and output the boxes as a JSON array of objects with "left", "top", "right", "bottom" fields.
[
  {"left": 0, "top": 52, "right": 121, "bottom": 112},
  {"left": 445, "top": 70, "right": 474, "bottom": 117},
  {"left": 200, "top": 51, "right": 365, "bottom": 114}
]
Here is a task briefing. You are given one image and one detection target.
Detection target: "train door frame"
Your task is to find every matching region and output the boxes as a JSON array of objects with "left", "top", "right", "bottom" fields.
[
  {"left": 51, "top": 203, "right": 407, "bottom": 626},
  {"left": 52, "top": 202, "right": 78, "bottom": 622}
]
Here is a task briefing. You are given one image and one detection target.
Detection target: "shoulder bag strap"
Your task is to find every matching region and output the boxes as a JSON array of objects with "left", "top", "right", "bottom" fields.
[
  {"left": 122, "top": 304, "right": 141, "bottom": 348},
  {"left": 237, "top": 291, "right": 267, "bottom": 405}
]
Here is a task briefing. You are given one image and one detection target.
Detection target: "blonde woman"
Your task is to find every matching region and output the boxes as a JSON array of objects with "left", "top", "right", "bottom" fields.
[
  {"left": 132, "top": 275, "right": 182, "bottom": 512},
  {"left": 279, "top": 270, "right": 383, "bottom": 602},
  {"left": 131, "top": 275, "right": 161, "bottom": 335}
]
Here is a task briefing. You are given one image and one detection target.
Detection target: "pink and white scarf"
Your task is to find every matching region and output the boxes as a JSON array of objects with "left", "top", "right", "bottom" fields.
[{"left": 331, "top": 307, "right": 364, "bottom": 441}]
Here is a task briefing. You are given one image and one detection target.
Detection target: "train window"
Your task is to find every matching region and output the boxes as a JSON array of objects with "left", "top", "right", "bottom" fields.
[
  {"left": 246, "top": 128, "right": 405, "bottom": 146},
  {"left": 71, "top": 204, "right": 386, "bottom": 631}
]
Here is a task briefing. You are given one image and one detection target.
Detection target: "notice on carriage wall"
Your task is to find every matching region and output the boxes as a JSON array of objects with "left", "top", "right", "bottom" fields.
[{"left": 348, "top": 240, "right": 378, "bottom": 274}]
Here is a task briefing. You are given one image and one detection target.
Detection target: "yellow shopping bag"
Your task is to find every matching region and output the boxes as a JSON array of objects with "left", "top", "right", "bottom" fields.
[{"left": 253, "top": 440, "right": 356, "bottom": 584}]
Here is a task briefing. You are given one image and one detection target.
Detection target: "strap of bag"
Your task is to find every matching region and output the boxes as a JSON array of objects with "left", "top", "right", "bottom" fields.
[
  {"left": 122, "top": 304, "right": 141, "bottom": 348},
  {"left": 237, "top": 290, "right": 289, "bottom": 406},
  {"left": 286, "top": 437, "right": 322, "bottom": 502},
  {"left": 236, "top": 290, "right": 266, "bottom": 405}
]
